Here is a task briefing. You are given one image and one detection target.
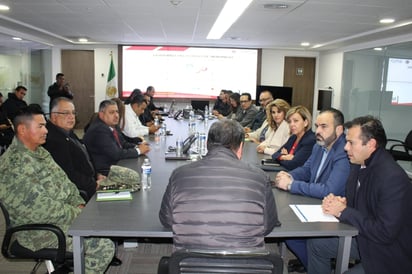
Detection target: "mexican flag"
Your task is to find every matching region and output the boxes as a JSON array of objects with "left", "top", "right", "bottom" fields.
[{"left": 106, "top": 54, "right": 118, "bottom": 98}]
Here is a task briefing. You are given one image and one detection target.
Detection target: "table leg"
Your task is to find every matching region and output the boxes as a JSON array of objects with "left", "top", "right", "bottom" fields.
[
  {"left": 72, "top": 236, "right": 85, "bottom": 274},
  {"left": 335, "top": 236, "right": 352, "bottom": 274}
]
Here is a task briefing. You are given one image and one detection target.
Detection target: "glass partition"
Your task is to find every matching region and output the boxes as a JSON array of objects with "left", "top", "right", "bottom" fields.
[
  {"left": 341, "top": 41, "right": 412, "bottom": 140},
  {"left": 0, "top": 33, "right": 50, "bottom": 107}
]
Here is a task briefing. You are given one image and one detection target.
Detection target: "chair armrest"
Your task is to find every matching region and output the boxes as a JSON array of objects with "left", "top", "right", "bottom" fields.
[
  {"left": 387, "top": 138, "right": 404, "bottom": 144},
  {"left": 2, "top": 223, "right": 67, "bottom": 264},
  {"left": 389, "top": 143, "right": 411, "bottom": 154}
]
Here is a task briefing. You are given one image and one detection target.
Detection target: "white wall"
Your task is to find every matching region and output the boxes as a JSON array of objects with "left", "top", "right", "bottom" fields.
[
  {"left": 317, "top": 51, "right": 344, "bottom": 109},
  {"left": 94, "top": 47, "right": 118, "bottom": 111}
]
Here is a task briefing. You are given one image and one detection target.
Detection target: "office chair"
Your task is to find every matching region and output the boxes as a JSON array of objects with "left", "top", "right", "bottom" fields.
[
  {"left": 387, "top": 130, "right": 412, "bottom": 161},
  {"left": 158, "top": 249, "right": 283, "bottom": 274},
  {"left": 0, "top": 200, "right": 73, "bottom": 274}
]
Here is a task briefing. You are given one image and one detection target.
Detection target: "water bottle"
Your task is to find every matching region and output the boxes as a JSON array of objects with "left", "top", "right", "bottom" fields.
[
  {"left": 204, "top": 105, "right": 209, "bottom": 120},
  {"left": 199, "top": 132, "right": 207, "bottom": 156},
  {"left": 141, "top": 158, "right": 152, "bottom": 190},
  {"left": 154, "top": 117, "right": 159, "bottom": 127},
  {"left": 176, "top": 137, "right": 183, "bottom": 156},
  {"left": 161, "top": 123, "right": 167, "bottom": 136},
  {"left": 188, "top": 109, "right": 196, "bottom": 134}
]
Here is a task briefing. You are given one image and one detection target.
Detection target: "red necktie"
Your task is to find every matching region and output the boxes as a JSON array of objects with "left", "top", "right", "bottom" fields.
[{"left": 112, "top": 128, "right": 122, "bottom": 148}]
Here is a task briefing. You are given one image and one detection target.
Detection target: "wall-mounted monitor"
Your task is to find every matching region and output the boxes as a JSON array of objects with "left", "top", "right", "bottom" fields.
[
  {"left": 256, "top": 85, "right": 293, "bottom": 106},
  {"left": 318, "top": 89, "right": 332, "bottom": 110},
  {"left": 121, "top": 46, "right": 258, "bottom": 99},
  {"left": 386, "top": 57, "right": 412, "bottom": 106}
]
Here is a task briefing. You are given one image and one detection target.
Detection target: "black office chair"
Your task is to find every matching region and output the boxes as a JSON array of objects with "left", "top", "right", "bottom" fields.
[
  {"left": 158, "top": 249, "right": 283, "bottom": 274},
  {"left": 386, "top": 130, "right": 412, "bottom": 161},
  {"left": 0, "top": 200, "right": 73, "bottom": 274}
]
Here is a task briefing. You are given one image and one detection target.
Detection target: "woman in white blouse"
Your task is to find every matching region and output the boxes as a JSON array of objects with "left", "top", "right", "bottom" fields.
[{"left": 255, "top": 99, "right": 291, "bottom": 155}]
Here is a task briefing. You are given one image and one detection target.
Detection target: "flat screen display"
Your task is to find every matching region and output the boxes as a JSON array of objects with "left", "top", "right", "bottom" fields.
[
  {"left": 121, "top": 45, "right": 258, "bottom": 99},
  {"left": 386, "top": 57, "right": 412, "bottom": 106}
]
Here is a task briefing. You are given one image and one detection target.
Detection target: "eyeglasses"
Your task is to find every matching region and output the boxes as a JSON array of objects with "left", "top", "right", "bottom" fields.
[
  {"left": 240, "top": 100, "right": 250, "bottom": 104},
  {"left": 53, "top": 111, "right": 77, "bottom": 116},
  {"left": 259, "top": 98, "right": 271, "bottom": 103}
]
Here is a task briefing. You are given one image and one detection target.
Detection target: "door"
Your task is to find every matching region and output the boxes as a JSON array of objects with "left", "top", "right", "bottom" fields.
[
  {"left": 283, "top": 57, "right": 316, "bottom": 113},
  {"left": 61, "top": 50, "right": 94, "bottom": 129}
]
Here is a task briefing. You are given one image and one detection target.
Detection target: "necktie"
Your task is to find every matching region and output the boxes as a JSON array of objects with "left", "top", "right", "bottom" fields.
[{"left": 112, "top": 128, "right": 122, "bottom": 148}]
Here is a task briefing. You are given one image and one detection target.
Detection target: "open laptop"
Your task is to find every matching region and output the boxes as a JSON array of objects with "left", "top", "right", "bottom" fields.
[
  {"left": 165, "top": 134, "right": 198, "bottom": 160},
  {"left": 158, "top": 100, "right": 175, "bottom": 116}
]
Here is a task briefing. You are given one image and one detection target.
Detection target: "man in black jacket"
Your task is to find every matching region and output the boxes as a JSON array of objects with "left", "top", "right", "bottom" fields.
[
  {"left": 43, "top": 97, "right": 100, "bottom": 201},
  {"left": 2, "top": 85, "right": 28, "bottom": 122},
  {"left": 159, "top": 119, "right": 280, "bottom": 251}
]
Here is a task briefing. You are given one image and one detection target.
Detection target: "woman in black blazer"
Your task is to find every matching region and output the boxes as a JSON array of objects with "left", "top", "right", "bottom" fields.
[{"left": 271, "top": 105, "right": 316, "bottom": 170}]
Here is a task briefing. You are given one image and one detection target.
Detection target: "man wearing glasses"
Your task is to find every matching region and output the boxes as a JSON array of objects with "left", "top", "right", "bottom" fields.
[
  {"left": 245, "top": 90, "right": 273, "bottom": 132},
  {"left": 236, "top": 92, "right": 258, "bottom": 128},
  {"left": 43, "top": 97, "right": 102, "bottom": 201}
]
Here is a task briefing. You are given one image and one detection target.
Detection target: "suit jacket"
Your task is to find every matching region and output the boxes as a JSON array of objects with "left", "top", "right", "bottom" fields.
[
  {"left": 340, "top": 148, "right": 412, "bottom": 273},
  {"left": 271, "top": 130, "right": 316, "bottom": 171},
  {"left": 236, "top": 105, "right": 258, "bottom": 128},
  {"left": 83, "top": 118, "right": 139, "bottom": 175},
  {"left": 43, "top": 121, "right": 97, "bottom": 201},
  {"left": 289, "top": 134, "right": 350, "bottom": 199}
]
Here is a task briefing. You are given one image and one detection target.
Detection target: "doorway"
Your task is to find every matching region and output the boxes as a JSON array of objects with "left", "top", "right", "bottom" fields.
[
  {"left": 283, "top": 57, "right": 316, "bottom": 113},
  {"left": 61, "top": 50, "right": 95, "bottom": 129}
]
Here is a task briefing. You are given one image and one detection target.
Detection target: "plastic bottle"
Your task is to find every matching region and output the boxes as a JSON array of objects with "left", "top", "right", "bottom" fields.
[
  {"left": 204, "top": 105, "right": 209, "bottom": 119},
  {"left": 176, "top": 137, "right": 183, "bottom": 156},
  {"left": 188, "top": 109, "right": 196, "bottom": 134},
  {"left": 154, "top": 117, "right": 159, "bottom": 127},
  {"left": 199, "top": 132, "right": 207, "bottom": 156},
  {"left": 141, "top": 158, "right": 152, "bottom": 190}
]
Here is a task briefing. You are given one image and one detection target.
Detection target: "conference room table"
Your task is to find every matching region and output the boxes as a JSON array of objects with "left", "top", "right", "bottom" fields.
[{"left": 68, "top": 117, "right": 358, "bottom": 274}]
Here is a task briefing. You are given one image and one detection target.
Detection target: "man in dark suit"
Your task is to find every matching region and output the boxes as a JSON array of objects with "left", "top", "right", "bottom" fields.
[
  {"left": 83, "top": 99, "right": 150, "bottom": 176},
  {"left": 43, "top": 97, "right": 100, "bottom": 201}
]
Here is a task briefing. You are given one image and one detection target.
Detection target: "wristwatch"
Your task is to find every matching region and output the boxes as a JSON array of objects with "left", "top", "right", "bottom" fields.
[{"left": 287, "top": 183, "right": 292, "bottom": 191}]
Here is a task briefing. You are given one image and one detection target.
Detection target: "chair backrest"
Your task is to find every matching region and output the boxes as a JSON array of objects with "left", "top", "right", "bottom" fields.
[
  {"left": 167, "top": 250, "right": 283, "bottom": 274},
  {"left": 405, "top": 130, "right": 412, "bottom": 148},
  {"left": 0, "top": 199, "right": 11, "bottom": 230}
]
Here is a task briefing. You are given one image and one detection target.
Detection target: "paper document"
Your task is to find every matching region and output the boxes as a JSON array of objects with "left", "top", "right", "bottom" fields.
[
  {"left": 290, "top": 204, "right": 338, "bottom": 222},
  {"left": 96, "top": 191, "right": 132, "bottom": 202}
]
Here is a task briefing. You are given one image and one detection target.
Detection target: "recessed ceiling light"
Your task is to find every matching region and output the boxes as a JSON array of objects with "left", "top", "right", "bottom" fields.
[
  {"left": 263, "top": 3, "right": 289, "bottom": 9},
  {"left": 12, "top": 37, "right": 22, "bottom": 41},
  {"left": 78, "top": 38, "right": 88, "bottom": 43},
  {"left": 0, "top": 4, "right": 10, "bottom": 11},
  {"left": 373, "top": 47, "right": 383, "bottom": 51},
  {"left": 301, "top": 42, "right": 310, "bottom": 47},
  {"left": 380, "top": 18, "right": 395, "bottom": 24}
]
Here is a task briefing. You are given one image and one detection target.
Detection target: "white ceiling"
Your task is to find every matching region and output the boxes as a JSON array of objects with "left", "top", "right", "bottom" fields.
[{"left": 1, "top": 0, "right": 412, "bottom": 51}]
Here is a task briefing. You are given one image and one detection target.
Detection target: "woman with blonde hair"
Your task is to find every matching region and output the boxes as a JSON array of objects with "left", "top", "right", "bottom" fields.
[
  {"left": 271, "top": 105, "right": 315, "bottom": 170},
  {"left": 256, "top": 99, "right": 290, "bottom": 155}
]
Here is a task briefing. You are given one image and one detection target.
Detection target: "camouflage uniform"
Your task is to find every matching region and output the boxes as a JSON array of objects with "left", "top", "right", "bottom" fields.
[{"left": 0, "top": 137, "right": 115, "bottom": 273}]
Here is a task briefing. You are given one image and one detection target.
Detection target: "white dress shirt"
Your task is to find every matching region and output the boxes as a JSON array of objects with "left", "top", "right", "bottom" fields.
[{"left": 122, "top": 104, "right": 149, "bottom": 138}]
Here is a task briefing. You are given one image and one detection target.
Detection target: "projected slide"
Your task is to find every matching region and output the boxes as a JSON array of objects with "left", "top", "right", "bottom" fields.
[
  {"left": 122, "top": 46, "right": 258, "bottom": 99},
  {"left": 386, "top": 58, "right": 412, "bottom": 106}
]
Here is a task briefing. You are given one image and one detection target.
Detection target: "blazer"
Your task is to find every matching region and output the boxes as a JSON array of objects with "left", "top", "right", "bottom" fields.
[
  {"left": 271, "top": 130, "right": 316, "bottom": 170},
  {"left": 340, "top": 148, "right": 412, "bottom": 273},
  {"left": 43, "top": 121, "right": 96, "bottom": 201},
  {"left": 289, "top": 134, "right": 350, "bottom": 199},
  {"left": 83, "top": 118, "right": 139, "bottom": 175}
]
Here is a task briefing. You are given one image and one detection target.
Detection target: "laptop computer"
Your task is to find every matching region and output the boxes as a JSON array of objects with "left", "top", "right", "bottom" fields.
[
  {"left": 159, "top": 100, "right": 175, "bottom": 116},
  {"left": 165, "top": 134, "right": 198, "bottom": 160}
]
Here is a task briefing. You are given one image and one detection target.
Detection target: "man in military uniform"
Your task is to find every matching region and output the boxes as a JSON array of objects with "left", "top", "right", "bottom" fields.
[{"left": 0, "top": 104, "right": 114, "bottom": 273}]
